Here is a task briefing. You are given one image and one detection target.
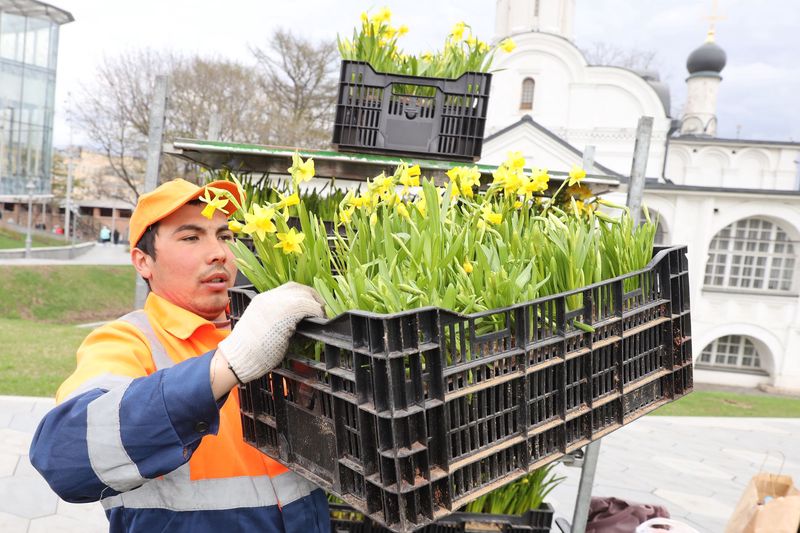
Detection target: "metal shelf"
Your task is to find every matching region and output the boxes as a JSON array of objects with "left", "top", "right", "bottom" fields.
[{"left": 165, "top": 138, "right": 621, "bottom": 195}]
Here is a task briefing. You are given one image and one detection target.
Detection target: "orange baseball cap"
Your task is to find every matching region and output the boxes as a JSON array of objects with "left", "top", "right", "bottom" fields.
[{"left": 129, "top": 178, "right": 244, "bottom": 247}]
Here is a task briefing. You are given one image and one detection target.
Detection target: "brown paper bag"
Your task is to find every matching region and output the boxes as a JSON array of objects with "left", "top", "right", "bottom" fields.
[{"left": 724, "top": 473, "right": 800, "bottom": 533}]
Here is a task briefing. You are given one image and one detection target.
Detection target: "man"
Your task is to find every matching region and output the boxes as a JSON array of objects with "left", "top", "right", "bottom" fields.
[{"left": 30, "top": 179, "right": 329, "bottom": 532}]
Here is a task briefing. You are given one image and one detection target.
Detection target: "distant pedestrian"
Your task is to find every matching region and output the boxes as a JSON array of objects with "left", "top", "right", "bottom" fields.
[
  {"left": 99, "top": 225, "right": 111, "bottom": 245},
  {"left": 113, "top": 228, "right": 120, "bottom": 244}
]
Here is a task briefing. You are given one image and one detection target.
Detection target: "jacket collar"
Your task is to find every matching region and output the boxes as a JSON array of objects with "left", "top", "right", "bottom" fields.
[{"left": 144, "top": 292, "right": 216, "bottom": 340}]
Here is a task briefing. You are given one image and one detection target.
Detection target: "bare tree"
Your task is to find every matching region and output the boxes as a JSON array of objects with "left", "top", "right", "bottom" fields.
[
  {"left": 580, "top": 42, "right": 659, "bottom": 72},
  {"left": 250, "top": 28, "right": 339, "bottom": 149},
  {"left": 72, "top": 29, "right": 339, "bottom": 200},
  {"left": 71, "top": 51, "right": 270, "bottom": 201}
]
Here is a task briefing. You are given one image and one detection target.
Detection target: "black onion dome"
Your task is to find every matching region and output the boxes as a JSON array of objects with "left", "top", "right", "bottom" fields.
[{"left": 687, "top": 40, "right": 727, "bottom": 74}]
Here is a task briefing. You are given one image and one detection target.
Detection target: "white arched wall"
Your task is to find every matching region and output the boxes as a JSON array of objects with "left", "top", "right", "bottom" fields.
[
  {"left": 693, "top": 148, "right": 729, "bottom": 187},
  {"left": 705, "top": 209, "right": 800, "bottom": 249},
  {"left": 702, "top": 211, "right": 800, "bottom": 295},
  {"left": 734, "top": 148, "right": 770, "bottom": 189},
  {"left": 693, "top": 323, "right": 779, "bottom": 387},
  {"left": 664, "top": 147, "right": 690, "bottom": 185},
  {"left": 487, "top": 32, "right": 669, "bottom": 132}
]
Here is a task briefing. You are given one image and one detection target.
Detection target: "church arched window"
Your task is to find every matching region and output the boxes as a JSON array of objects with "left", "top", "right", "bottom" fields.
[
  {"left": 520, "top": 78, "right": 535, "bottom": 110},
  {"left": 704, "top": 217, "right": 795, "bottom": 292},
  {"left": 698, "top": 335, "right": 765, "bottom": 373}
]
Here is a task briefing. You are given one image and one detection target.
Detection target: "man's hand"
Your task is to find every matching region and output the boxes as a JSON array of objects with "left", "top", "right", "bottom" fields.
[{"left": 217, "top": 282, "right": 326, "bottom": 386}]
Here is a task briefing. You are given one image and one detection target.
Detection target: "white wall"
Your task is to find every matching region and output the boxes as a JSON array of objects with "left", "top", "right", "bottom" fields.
[
  {"left": 485, "top": 32, "right": 671, "bottom": 178},
  {"left": 666, "top": 142, "right": 800, "bottom": 191},
  {"left": 645, "top": 189, "right": 800, "bottom": 390}
]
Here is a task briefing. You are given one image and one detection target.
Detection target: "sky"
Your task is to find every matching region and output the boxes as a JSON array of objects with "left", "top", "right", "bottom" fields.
[{"left": 50, "top": 0, "right": 800, "bottom": 147}]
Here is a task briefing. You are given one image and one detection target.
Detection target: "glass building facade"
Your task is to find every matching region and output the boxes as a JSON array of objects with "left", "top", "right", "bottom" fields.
[{"left": 0, "top": 1, "right": 72, "bottom": 196}]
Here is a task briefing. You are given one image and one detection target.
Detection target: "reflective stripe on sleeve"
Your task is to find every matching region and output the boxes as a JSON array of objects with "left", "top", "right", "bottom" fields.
[
  {"left": 86, "top": 383, "right": 147, "bottom": 492},
  {"left": 101, "top": 463, "right": 284, "bottom": 511},
  {"left": 62, "top": 373, "right": 134, "bottom": 403},
  {"left": 272, "top": 470, "right": 318, "bottom": 506}
]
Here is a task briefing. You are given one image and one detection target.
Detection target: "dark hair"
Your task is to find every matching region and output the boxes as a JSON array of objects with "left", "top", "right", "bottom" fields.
[{"left": 135, "top": 222, "right": 160, "bottom": 260}]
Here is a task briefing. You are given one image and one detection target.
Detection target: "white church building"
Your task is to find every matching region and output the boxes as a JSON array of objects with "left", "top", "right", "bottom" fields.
[{"left": 480, "top": 0, "right": 800, "bottom": 391}]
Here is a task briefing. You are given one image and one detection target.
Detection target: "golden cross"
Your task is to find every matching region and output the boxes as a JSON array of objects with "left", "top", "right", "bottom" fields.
[{"left": 704, "top": 0, "right": 727, "bottom": 42}]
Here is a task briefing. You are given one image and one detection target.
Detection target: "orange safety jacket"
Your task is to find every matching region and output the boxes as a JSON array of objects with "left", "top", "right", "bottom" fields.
[{"left": 30, "top": 292, "right": 329, "bottom": 532}]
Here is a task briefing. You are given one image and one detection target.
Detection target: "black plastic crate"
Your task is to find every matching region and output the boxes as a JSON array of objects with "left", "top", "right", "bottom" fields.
[
  {"left": 332, "top": 61, "right": 491, "bottom": 162},
  {"left": 329, "top": 503, "right": 554, "bottom": 533},
  {"left": 232, "top": 246, "right": 692, "bottom": 532}
]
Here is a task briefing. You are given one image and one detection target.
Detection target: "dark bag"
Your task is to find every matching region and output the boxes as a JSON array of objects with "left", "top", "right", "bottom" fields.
[{"left": 586, "top": 496, "right": 670, "bottom": 533}]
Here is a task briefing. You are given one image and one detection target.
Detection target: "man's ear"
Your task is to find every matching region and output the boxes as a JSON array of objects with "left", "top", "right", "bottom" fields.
[{"left": 131, "top": 247, "right": 153, "bottom": 281}]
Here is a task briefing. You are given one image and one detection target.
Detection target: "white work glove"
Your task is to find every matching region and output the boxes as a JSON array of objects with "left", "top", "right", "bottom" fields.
[{"left": 219, "top": 282, "right": 326, "bottom": 383}]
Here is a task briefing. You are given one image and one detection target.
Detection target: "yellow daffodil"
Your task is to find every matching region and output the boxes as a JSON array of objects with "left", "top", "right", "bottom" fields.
[
  {"left": 399, "top": 164, "right": 421, "bottom": 185},
  {"left": 241, "top": 204, "right": 276, "bottom": 241},
  {"left": 396, "top": 202, "right": 410, "bottom": 219},
  {"left": 481, "top": 205, "right": 502, "bottom": 225},
  {"left": 461, "top": 166, "right": 482, "bottom": 188},
  {"left": 500, "top": 38, "right": 516, "bottom": 53},
  {"left": 567, "top": 184, "right": 593, "bottom": 200},
  {"left": 274, "top": 227, "right": 305, "bottom": 255},
  {"left": 397, "top": 24, "right": 409, "bottom": 37},
  {"left": 415, "top": 195, "right": 428, "bottom": 218},
  {"left": 451, "top": 21, "right": 466, "bottom": 41},
  {"left": 370, "top": 173, "right": 394, "bottom": 198},
  {"left": 467, "top": 35, "right": 477, "bottom": 47},
  {"left": 288, "top": 153, "right": 315, "bottom": 184},
  {"left": 360, "top": 11, "right": 368, "bottom": 24},
  {"left": 568, "top": 164, "right": 587, "bottom": 186},
  {"left": 228, "top": 220, "right": 244, "bottom": 233},
  {"left": 339, "top": 206, "right": 355, "bottom": 225},
  {"left": 520, "top": 170, "right": 549, "bottom": 198},
  {"left": 507, "top": 150, "right": 525, "bottom": 170},
  {"left": 199, "top": 189, "right": 229, "bottom": 220},
  {"left": 385, "top": 26, "right": 396, "bottom": 39},
  {"left": 374, "top": 6, "right": 391, "bottom": 23},
  {"left": 492, "top": 164, "right": 511, "bottom": 188},
  {"left": 422, "top": 51, "right": 433, "bottom": 62},
  {"left": 463, "top": 260, "right": 473, "bottom": 274},
  {"left": 460, "top": 183, "right": 474, "bottom": 198},
  {"left": 275, "top": 192, "right": 300, "bottom": 209},
  {"left": 514, "top": 200, "right": 523, "bottom": 209},
  {"left": 503, "top": 169, "right": 524, "bottom": 195},
  {"left": 446, "top": 167, "right": 461, "bottom": 183}
]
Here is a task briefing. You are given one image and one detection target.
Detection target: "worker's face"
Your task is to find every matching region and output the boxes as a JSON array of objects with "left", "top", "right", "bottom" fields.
[{"left": 133, "top": 203, "right": 237, "bottom": 321}]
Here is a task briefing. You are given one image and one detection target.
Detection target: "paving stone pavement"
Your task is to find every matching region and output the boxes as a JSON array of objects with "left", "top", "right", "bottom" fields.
[
  {"left": 1, "top": 395, "right": 798, "bottom": 532},
  {"left": 548, "top": 416, "right": 800, "bottom": 532}
]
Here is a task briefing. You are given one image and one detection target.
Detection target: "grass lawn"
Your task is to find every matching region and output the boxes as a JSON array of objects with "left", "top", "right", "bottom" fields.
[
  {"left": 651, "top": 390, "right": 800, "bottom": 417},
  {"left": 0, "top": 226, "right": 66, "bottom": 249},
  {"left": 0, "top": 265, "right": 136, "bottom": 322},
  {"left": 0, "top": 265, "right": 136, "bottom": 396},
  {"left": 0, "top": 318, "right": 88, "bottom": 396}
]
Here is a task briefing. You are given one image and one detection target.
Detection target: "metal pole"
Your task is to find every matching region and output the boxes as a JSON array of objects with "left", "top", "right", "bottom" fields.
[
  {"left": 582, "top": 145, "right": 596, "bottom": 173},
  {"left": 571, "top": 441, "right": 602, "bottom": 533},
  {"left": 111, "top": 206, "right": 117, "bottom": 244},
  {"left": 135, "top": 75, "right": 169, "bottom": 309},
  {"left": 65, "top": 152, "right": 73, "bottom": 242},
  {"left": 24, "top": 181, "right": 34, "bottom": 258},
  {"left": 570, "top": 122, "right": 654, "bottom": 532},
  {"left": 626, "top": 116, "right": 654, "bottom": 228},
  {"left": 207, "top": 113, "right": 221, "bottom": 141}
]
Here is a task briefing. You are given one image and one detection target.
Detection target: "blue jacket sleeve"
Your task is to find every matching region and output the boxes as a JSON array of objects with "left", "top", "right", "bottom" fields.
[{"left": 29, "top": 351, "right": 222, "bottom": 503}]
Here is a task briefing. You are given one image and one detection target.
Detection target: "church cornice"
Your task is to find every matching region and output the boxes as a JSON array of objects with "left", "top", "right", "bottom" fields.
[
  {"left": 673, "top": 136, "right": 800, "bottom": 149},
  {"left": 647, "top": 181, "right": 800, "bottom": 198}
]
